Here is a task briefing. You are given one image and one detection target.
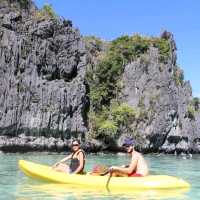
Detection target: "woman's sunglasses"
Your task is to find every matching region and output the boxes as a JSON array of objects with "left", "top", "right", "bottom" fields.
[{"left": 72, "top": 143, "right": 79, "bottom": 147}]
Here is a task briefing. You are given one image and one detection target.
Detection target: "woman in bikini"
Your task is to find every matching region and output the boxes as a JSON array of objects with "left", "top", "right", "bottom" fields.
[{"left": 52, "top": 139, "right": 85, "bottom": 174}]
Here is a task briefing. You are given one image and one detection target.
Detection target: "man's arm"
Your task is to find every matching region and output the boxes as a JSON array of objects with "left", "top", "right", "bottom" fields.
[
  {"left": 73, "top": 152, "right": 84, "bottom": 174},
  {"left": 110, "top": 155, "right": 138, "bottom": 174}
]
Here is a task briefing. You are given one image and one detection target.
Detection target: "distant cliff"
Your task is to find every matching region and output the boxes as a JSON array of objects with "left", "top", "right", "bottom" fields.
[{"left": 0, "top": 0, "right": 199, "bottom": 153}]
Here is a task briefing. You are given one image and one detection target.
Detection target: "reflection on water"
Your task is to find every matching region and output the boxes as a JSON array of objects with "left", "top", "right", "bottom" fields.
[
  {"left": 0, "top": 153, "right": 199, "bottom": 199},
  {"left": 16, "top": 181, "right": 189, "bottom": 200}
]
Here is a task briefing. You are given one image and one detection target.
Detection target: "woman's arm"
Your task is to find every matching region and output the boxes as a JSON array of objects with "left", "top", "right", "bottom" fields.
[
  {"left": 73, "top": 152, "right": 84, "bottom": 174},
  {"left": 52, "top": 154, "right": 72, "bottom": 167}
]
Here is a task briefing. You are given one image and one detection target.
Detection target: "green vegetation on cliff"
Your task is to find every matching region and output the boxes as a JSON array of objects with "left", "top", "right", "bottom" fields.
[
  {"left": 84, "top": 36, "right": 105, "bottom": 52},
  {"left": 192, "top": 97, "right": 200, "bottom": 111},
  {"left": 34, "top": 4, "right": 58, "bottom": 20},
  {"left": 19, "top": 0, "right": 29, "bottom": 9},
  {"left": 42, "top": 4, "right": 57, "bottom": 19},
  {"left": 187, "top": 97, "right": 200, "bottom": 120},
  {"left": 87, "top": 34, "right": 171, "bottom": 112},
  {"left": 173, "top": 66, "right": 185, "bottom": 86},
  {"left": 0, "top": 0, "right": 30, "bottom": 9},
  {"left": 86, "top": 34, "right": 171, "bottom": 138},
  {"left": 89, "top": 102, "right": 138, "bottom": 138}
]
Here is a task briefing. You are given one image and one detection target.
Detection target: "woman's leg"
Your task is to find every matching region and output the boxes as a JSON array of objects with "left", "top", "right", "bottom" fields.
[{"left": 54, "top": 163, "right": 70, "bottom": 173}]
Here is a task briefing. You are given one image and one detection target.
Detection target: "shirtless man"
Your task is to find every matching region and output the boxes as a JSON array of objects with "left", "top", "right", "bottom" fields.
[{"left": 109, "top": 138, "right": 148, "bottom": 177}]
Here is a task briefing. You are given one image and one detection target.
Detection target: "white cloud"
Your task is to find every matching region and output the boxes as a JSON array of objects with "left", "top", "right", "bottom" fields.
[{"left": 193, "top": 92, "right": 200, "bottom": 98}]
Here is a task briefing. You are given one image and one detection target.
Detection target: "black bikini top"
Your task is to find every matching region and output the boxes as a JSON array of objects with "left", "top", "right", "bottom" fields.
[{"left": 69, "top": 150, "right": 85, "bottom": 173}]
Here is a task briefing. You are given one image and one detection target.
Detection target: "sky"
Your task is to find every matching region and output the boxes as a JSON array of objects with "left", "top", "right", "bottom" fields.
[{"left": 34, "top": 0, "right": 200, "bottom": 97}]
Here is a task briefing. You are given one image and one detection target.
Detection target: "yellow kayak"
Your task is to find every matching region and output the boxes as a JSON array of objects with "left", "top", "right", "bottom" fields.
[{"left": 18, "top": 160, "right": 190, "bottom": 190}]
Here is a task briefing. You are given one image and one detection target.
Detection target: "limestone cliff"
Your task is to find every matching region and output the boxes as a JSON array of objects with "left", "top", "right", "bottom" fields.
[
  {"left": 85, "top": 32, "right": 200, "bottom": 154},
  {"left": 119, "top": 33, "right": 200, "bottom": 153},
  {"left": 0, "top": 0, "right": 199, "bottom": 153},
  {"left": 0, "top": 0, "right": 88, "bottom": 139}
]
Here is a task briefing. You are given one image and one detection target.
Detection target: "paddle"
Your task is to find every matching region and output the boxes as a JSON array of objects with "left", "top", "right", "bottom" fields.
[
  {"left": 106, "top": 169, "right": 113, "bottom": 191},
  {"left": 99, "top": 169, "right": 109, "bottom": 176},
  {"left": 90, "top": 165, "right": 113, "bottom": 191}
]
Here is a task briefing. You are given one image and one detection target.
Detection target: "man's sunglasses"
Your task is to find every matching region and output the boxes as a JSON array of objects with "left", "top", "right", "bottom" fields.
[{"left": 122, "top": 144, "right": 131, "bottom": 148}]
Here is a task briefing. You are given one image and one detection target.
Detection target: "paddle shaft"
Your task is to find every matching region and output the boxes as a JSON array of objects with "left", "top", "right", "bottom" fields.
[{"left": 106, "top": 171, "right": 113, "bottom": 190}]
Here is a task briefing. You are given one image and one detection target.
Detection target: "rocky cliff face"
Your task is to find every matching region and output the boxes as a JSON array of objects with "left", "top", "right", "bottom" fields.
[
  {"left": 0, "top": 0, "right": 88, "bottom": 140},
  {"left": 120, "top": 33, "right": 200, "bottom": 153},
  {"left": 0, "top": 0, "right": 199, "bottom": 153},
  {"left": 85, "top": 32, "right": 200, "bottom": 154}
]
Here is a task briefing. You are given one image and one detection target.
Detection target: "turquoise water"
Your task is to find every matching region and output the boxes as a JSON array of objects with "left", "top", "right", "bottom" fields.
[{"left": 0, "top": 152, "right": 199, "bottom": 200}]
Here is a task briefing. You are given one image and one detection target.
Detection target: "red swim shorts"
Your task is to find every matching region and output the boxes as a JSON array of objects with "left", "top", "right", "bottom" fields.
[{"left": 128, "top": 172, "right": 143, "bottom": 177}]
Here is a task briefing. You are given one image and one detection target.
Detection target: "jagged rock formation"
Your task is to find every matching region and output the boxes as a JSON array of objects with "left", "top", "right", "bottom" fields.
[
  {"left": 85, "top": 32, "right": 200, "bottom": 154},
  {"left": 0, "top": 0, "right": 199, "bottom": 153},
  {"left": 120, "top": 33, "right": 200, "bottom": 153},
  {"left": 0, "top": 0, "right": 88, "bottom": 141}
]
